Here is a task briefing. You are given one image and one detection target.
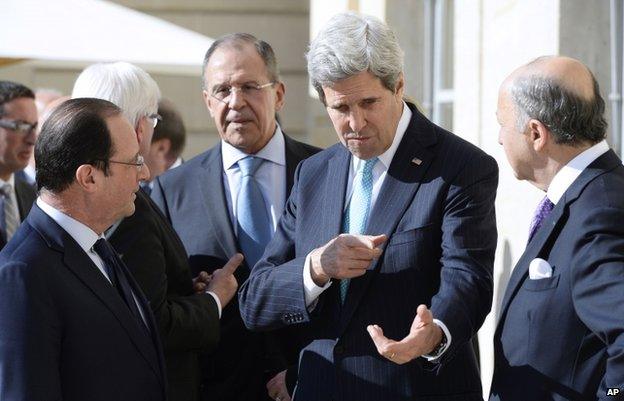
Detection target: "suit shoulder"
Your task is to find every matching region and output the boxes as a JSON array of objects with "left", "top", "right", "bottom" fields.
[
  {"left": 284, "top": 135, "right": 322, "bottom": 158},
  {"left": 576, "top": 164, "right": 624, "bottom": 209},
  {"left": 430, "top": 126, "right": 498, "bottom": 174},
  {"left": 0, "top": 223, "right": 55, "bottom": 272}
]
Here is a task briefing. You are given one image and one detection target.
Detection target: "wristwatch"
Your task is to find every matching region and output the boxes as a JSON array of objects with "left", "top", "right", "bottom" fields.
[{"left": 425, "top": 330, "right": 448, "bottom": 359}]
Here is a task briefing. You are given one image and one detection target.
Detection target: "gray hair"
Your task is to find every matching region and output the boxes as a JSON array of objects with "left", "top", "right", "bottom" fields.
[
  {"left": 202, "top": 33, "right": 280, "bottom": 90},
  {"left": 510, "top": 74, "right": 607, "bottom": 146},
  {"left": 306, "top": 12, "right": 404, "bottom": 104},
  {"left": 72, "top": 62, "right": 160, "bottom": 127}
]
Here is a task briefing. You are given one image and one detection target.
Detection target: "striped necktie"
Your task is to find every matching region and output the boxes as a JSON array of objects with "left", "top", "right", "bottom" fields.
[{"left": 0, "top": 183, "right": 20, "bottom": 241}]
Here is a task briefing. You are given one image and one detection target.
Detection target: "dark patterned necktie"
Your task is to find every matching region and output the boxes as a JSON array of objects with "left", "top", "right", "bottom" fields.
[{"left": 93, "top": 238, "right": 148, "bottom": 332}]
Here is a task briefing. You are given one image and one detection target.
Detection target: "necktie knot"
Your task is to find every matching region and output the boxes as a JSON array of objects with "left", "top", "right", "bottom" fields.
[
  {"left": 0, "top": 183, "right": 13, "bottom": 198},
  {"left": 362, "top": 157, "right": 378, "bottom": 175},
  {"left": 93, "top": 238, "right": 116, "bottom": 262},
  {"left": 238, "top": 156, "right": 263, "bottom": 177}
]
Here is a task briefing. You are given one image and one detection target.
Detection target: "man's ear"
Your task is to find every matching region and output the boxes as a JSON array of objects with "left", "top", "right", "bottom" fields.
[
  {"left": 135, "top": 117, "right": 149, "bottom": 148},
  {"left": 75, "top": 164, "right": 99, "bottom": 193},
  {"left": 150, "top": 138, "right": 171, "bottom": 158},
  {"left": 528, "top": 119, "right": 550, "bottom": 152},
  {"left": 203, "top": 90, "right": 216, "bottom": 118},
  {"left": 274, "top": 81, "right": 286, "bottom": 112}
]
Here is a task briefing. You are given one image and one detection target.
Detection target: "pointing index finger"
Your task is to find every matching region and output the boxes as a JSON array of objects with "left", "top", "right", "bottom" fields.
[{"left": 223, "top": 253, "right": 244, "bottom": 274}]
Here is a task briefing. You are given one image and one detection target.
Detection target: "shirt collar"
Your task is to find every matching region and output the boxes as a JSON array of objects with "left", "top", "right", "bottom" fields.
[
  {"left": 352, "top": 101, "right": 412, "bottom": 171},
  {"left": 36, "top": 197, "right": 103, "bottom": 253},
  {"left": 222, "top": 124, "right": 286, "bottom": 171},
  {"left": 0, "top": 174, "right": 16, "bottom": 188},
  {"left": 547, "top": 140, "right": 610, "bottom": 204}
]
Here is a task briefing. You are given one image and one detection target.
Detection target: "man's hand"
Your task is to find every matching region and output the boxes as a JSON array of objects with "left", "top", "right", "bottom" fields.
[
  {"left": 207, "top": 253, "right": 244, "bottom": 307},
  {"left": 192, "top": 271, "right": 211, "bottom": 294},
  {"left": 367, "top": 304, "right": 443, "bottom": 365},
  {"left": 309, "top": 234, "right": 387, "bottom": 286},
  {"left": 266, "top": 370, "right": 291, "bottom": 401}
]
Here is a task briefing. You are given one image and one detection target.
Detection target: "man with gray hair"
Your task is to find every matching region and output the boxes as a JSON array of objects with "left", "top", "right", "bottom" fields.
[
  {"left": 491, "top": 56, "right": 624, "bottom": 400},
  {"left": 239, "top": 12, "right": 498, "bottom": 401},
  {"left": 72, "top": 62, "right": 243, "bottom": 401}
]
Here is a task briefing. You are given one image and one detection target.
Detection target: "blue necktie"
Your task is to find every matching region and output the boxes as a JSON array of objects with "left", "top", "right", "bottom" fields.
[
  {"left": 237, "top": 156, "right": 272, "bottom": 269},
  {"left": 340, "top": 157, "right": 378, "bottom": 303}
]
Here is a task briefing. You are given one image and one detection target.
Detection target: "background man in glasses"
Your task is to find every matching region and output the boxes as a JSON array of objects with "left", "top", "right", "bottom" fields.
[
  {"left": 72, "top": 62, "right": 243, "bottom": 401},
  {"left": 152, "top": 33, "right": 320, "bottom": 401},
  {"left": 0, "top": 98, "right": 166, "bottom": 400},
  {"left": 0, "top": 81, "right": 38, "bottom": 250}
]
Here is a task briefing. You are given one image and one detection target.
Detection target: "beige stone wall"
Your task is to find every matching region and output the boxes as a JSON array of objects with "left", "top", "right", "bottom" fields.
[{"left": 0, "top": 0, "right": 313, "bottom": 160}]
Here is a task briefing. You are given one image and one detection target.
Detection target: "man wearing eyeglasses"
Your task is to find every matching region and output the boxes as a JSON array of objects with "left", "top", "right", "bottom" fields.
[
  {"left": 0, "top": 98, "right": 167, "bottom": 400},
  {"left": 72, "top": 62, "right": 244, "bottom": 401},
  {"left": 152, "top": 33, "right": 320, "bottom": 401},
  {"left": 0, "top": 81, "right": 38, "bottom": 250}
]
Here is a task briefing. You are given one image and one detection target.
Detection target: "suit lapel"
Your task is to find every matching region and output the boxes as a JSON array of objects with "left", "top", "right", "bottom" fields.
[
  {"left": 28, "top": 206, "right": 164, "bottom": 383},
  {"left": 340, "top": 109, "right": 438, "bottom": 330},
  {"left": 496, "top": 202, "right": 565, "bottom": 329},
  {"left": 197, "top": 146, "right": 239, "bottom": 259},
  {"left": 321, "top": 149, "right": 350, "bottom": 244},
  {"left": 496, "top": 149, "right": 622, "bottom": 331},
  {"left": 284, "top": 135, "right": 299, "bottom": 195}
]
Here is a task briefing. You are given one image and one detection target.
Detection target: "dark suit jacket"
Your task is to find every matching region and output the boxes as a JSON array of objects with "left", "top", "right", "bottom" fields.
[
  {"left": 109, "top": 188, "right": 220, "bottom": 401},
  {"left": 239, "top": 105, "right": 499, "bottom": 401},
  {"left": 0, "top": 204, "right": 166, "bottom": 401},
  {"left": 152, "top": 134, "right": 320, "bottom": 401},
  {"left": 491, "top": 150, "right": 624, "bottom": 401},
  {"left": 0, "top": 174, "right": 36, "bottom": 249}
]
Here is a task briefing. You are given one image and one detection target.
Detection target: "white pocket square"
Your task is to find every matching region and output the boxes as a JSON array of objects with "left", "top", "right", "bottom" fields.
[{"left": 528, "top": 258, "right": 552, "bottom": 280}]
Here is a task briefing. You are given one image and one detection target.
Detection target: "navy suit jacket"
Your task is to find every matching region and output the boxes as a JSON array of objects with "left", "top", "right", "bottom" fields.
[
  {"left": 239, "top": 105, "right": 498, "bottom": 401},
  {"left": 0, "top": 204, "right": 166, "bottom": 401},
  {"left": 491, "top": 150, "right": 624, "bottom": 401},
  {"left": 152, "top": 134, "right": 320, "bottom": 401}
]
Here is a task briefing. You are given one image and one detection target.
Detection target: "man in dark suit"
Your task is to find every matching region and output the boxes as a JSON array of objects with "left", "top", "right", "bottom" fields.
[
  {"left": 72, "top": 61, "right": 242, "bottom": 401},
  {"left": 152, "top": 33, "right": 320, "bottom": 401},
  {"left": 238, "top": 12, "right": 498, "bottom": 401},
  {"left": 0, "top": 81, "right": 38, "bottom": 249},
  {"left": 0, "top": 98, "right": 166, "bottom": 400},
  {"left": 491, "top": 56, "right": 624, "bottom": 401}
]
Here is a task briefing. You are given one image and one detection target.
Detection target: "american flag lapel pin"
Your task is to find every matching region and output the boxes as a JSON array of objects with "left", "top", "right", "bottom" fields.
[{"left": 411, "top": 157, "right": 422, "bottom": 166}]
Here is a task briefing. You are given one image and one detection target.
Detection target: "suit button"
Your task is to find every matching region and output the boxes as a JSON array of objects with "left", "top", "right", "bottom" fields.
[{"left": 334, "top": 345, "right": 345, "bottom": 355}]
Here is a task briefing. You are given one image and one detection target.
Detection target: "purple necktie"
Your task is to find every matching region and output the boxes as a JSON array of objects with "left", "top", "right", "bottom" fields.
[{"left": 527, "top": 196, "right": 555, "bottom": 243}]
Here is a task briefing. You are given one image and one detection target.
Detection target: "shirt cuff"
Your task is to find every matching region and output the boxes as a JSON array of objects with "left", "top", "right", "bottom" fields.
[
  {"left": 206, "top": 291, "right": 222, "bottom": 319},
  {"left": 422, "top": 319, "right": 452, "bottom": 361},
  {"left": 303, "top": 252, "right": 332, "bottom": 308}
]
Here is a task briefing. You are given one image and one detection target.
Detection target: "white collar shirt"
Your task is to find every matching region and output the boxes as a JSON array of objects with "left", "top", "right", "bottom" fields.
[{"left": 547, "top": 140, "right": 610, "bottom": 204}]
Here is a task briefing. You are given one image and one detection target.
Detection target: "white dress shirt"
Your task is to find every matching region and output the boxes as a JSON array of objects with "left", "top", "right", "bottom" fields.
[
  {"left": 546, "top": 140, "right": 610, "bottom": 204},
  {"left": 37, "top": 197, "right": 148, "bottom": 324},
  {"left": 221, "top": 125, "right": 287, "bottom": 234}
]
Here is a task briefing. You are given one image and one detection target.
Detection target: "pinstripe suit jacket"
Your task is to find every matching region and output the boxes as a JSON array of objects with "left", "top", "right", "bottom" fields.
[{"left": 239, "top": 104, "right": 498, "bottom": 401}]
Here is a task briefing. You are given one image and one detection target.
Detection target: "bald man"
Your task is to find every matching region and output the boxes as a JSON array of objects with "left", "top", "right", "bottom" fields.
[{"left": 491, "top": 56, "right": 624, "bottom": 401}]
